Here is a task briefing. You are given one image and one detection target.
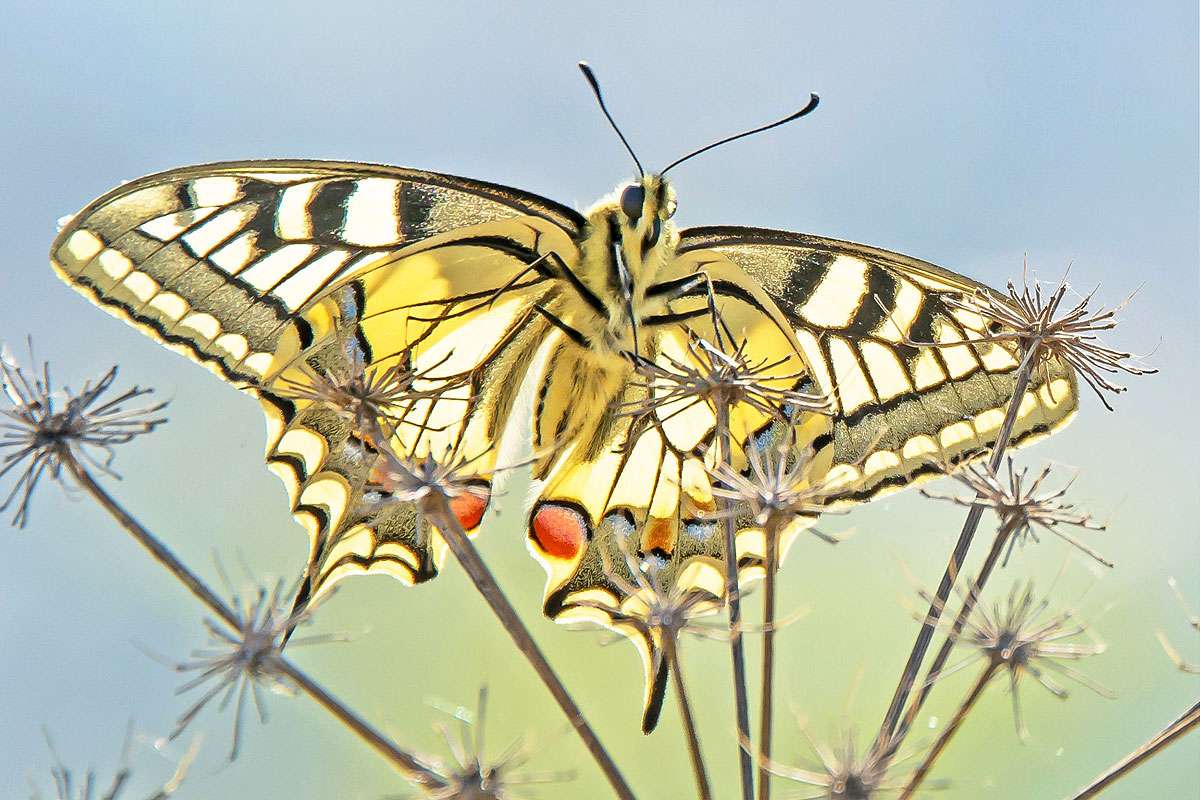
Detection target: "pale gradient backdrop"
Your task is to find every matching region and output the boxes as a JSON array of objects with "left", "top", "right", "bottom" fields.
[{"left": 1, "top": 3, "right": 1196, "bottom": 798}]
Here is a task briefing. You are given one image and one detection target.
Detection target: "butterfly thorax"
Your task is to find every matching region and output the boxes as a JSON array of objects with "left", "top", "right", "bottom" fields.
[{"left": 570, "top": 175, "right": 679, "bottom": 356}]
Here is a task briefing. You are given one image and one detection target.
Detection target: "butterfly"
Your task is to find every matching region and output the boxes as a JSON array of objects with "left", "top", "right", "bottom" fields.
[{"left": 48, "top": 65, "right": 1078, "bottom": 732}]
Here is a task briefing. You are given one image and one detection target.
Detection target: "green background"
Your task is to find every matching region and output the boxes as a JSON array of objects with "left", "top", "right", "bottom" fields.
[{"left": 1, "top": 2, "right": 1196, "bottom": 798}]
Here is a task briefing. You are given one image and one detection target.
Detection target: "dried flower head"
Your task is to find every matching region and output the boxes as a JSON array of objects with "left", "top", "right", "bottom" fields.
[
  {"left": 761, "top": 727, "right": 907, "bottom": 800},
  {"left": 709, "top": 438, "right": 844, "bottom": 542},
  {"left": 389, "top": 688, "right": 574, "bottom": 800},
  {"left": 162, "top": 577, "right": 342, "bottom": 761},
  {"left": 937, "top": 582, "right": 1113, "bottom": 739},
  {"left": 577, "top": 538, "right": 726, "bottom": 657},
  {"left": 369, "top": 444, "right": 492, "bottom": 522},
  {"left": 940, "top": 267, "right": 1155, "bottom": 410},
  {"left": 1157, "top": 577, "right": 1200, "bottom": 674},
  {"left": 1, "top": 343, "right": 166, "bottom": 527},
  {"left": 623, "top": 334, "right": 831, "bottom": 432},
  {"left": 920, "top": 457, "right": 1110, "bottom": 567},
  {"left": 31, "top": 724, "right": 194, "bottom": 800},
  {"left": 275, "top": 344, "right": 466, "bottom": 437}
]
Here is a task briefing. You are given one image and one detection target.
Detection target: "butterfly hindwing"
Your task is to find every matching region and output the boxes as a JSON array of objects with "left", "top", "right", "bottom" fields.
[
  {"left": 50, "top": 160, "right": 581, "bottom": 599},
  {"left": 525, "top": 253, "right": 834, "bottom": 730}
]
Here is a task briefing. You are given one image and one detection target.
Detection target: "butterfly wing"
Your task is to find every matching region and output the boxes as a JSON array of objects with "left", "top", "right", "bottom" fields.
[
  {"left": 50, "top": 160, "right": 579, "bottom": 600},
  {"left": 523, "top": 225, "right": 1078, "bottom": 731},
  {"left": 677, "top": 226, "right": 1079, "bottom": 500},
  {"left": 524, "top": 251, "right": 834, "bottom": 731}
]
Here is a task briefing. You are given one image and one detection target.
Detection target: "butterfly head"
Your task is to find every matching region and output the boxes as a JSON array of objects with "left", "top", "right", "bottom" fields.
[
  {"left": 616, "top": 174, "right": 677, "bottom": 254},
  {"left": 570, "top": 176, "right": 678, "bottom": 358}
]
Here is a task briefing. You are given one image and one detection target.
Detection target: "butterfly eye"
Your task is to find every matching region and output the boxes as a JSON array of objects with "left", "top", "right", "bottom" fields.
[
  {"left": 620, "top": 184, "right": 645, "bottom": 221},
  {"left": 646, "top": 218, "right": 662, "bottom": 247}
]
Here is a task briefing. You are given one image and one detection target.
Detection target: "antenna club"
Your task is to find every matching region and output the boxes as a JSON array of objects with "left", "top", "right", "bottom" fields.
[{"left": 578, "top": 61, "right": 645, "bottom": 177}]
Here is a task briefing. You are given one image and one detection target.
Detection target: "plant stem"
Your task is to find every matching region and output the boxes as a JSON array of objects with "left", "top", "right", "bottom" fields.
[
  {"left": 894, "top": 521, "right": 1016, "bottom": 745},
  {"left": 662, "top": 636, "right": 712, "bottom": 800},
  {"left": 899, "top": 662, "right": 999, "bottom": 799},
  {"left": 66, "top": 454, "right": 240, "bottom": 631},
  {"left": 871, "top": 350, "right": 1036, "bottom": 761},
  {"left": 714, "top": 400, "right": 756, "bottom": 800},
  {"left": 420, "top": 495, "right": 636, "bottom": 800},
  {"left": 757, "top": 516, "right": 781, "bottom": 800},
  {"left": 275, "top": 660, "right": 444, "bottom": 785},
  {"left": 1068, "top": 699, "right": 1200, "bottom": 799},
  {"left": 64, "top": 455, "right": 447, "bottom": 791}
]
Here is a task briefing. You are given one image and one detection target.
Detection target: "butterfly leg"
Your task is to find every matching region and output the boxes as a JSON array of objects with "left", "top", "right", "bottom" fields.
[
  {"left": 532, "top": 304, "right": 592, "bottom": 348},
  {"left": 644, "top": 271, "right": 736, "bottom": 346},
  {"left": 543, "top": 251, "right": 611, "bottom": 320}
]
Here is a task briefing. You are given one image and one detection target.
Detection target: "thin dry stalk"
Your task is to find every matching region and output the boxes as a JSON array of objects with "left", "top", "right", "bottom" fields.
[
  {"left": 662, "top": 635, "right": 713, "bottom": 800},
  {"left": 893, "top": 522, "right": 1012, "bottom": 749},
  {"left": 624, "top": 330, "right": 831, "bottom": 800},
  {"left": 875, "top": 269, "right": 1149, "bottom": 763},
  {"left": 708, "top": 439, "right": 837, "bottom": 800},
  {"left": 901, "top": 582, "right": 1112, "bottom": 797},
  {"left": 894, "top": 460, "right": 1108, "bottom": 745},
  {"left": 758, "top": 516, "right": 780, "bottom": 800},
  {"left": 898, "top": 662, "right": 998, "bottom": 800},
  {"left": 574, "top": 536, "right": 717, "bottom": 800},
  {"left": 715, "top": 401, "right": 756, "bottom": 800},
  {"left": 418, "top": 493, "right": 635, "bottom": 800},
  {"left": 60, "top": 455, "right": 446, "bottom": 790},
  {"left": 870, "top": 347, "right": 1036, "bottom": 760},
  {"left": 1068, "top": 699, "right": 1200, "bottom": 799}
]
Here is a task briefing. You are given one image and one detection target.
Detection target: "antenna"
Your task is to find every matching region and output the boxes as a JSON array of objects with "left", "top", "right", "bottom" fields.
[
  {"left": 579, "top": 62, "right": 645, "bottom": 177},
  {"left": 660, "top": 93, "right": 820, "bottom": 175}
]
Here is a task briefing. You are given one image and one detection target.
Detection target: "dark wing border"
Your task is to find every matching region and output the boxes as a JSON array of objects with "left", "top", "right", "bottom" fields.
[{"left": 678, "top": 225, "right": 996, "bottom": 294}]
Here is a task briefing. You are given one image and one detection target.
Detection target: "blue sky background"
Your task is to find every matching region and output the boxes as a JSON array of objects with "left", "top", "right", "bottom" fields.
[{"left": 1, "top": 3, "right": 1196, "bottom": 798}]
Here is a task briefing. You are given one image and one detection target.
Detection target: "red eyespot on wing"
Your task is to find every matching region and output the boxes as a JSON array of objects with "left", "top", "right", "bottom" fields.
[
  {"left": 531, "top": 503, "right": 588, "bottom": 560},
  {"left": 449, "top": 485, "right": 490, "bottom": 530}
]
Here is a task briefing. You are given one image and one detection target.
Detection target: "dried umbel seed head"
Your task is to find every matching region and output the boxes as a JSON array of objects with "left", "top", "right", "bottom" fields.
[
  {"left": 921, "top": 457, "right": 1110, "bottom": 567},
  {"left": 709, "top": 438, "right": 844, "bottom": 539},
  {"left": 761, "top": 727, "right": 904, "bottom": 800},
  {"left": 274, "top": 344, "right": 467, "bottom": 439},
  {"left": 941, "top": 267, "right": 1155, "bottom": 410},
  {"left": 577, "top": 538, "right": 725, "bottom": 656},
  {"left": 33, "top": 723, "right": 195, "bottom": 800},
  {"left": 623, "top": 334, "right": 831, "bottom": 432},
  {"left": 947, "top": 582, "right": 1113, "bottom": 739},
  {"left": 373, "top": 449, "right": 475, "bottom": 504},
  {"left": 162, "top": 577, "right": 343, "bottom": 761},
  {"left": 398, "top": 688, "right": 574, "bottom": 800},
  {"left": 1, "top": 343, "right": 166, "bottom": 527}
]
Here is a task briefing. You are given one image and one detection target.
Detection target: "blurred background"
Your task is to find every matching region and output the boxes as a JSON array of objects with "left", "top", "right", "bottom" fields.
[{"left": 1, "top": 2, "right": 1196, "bottom": 797}]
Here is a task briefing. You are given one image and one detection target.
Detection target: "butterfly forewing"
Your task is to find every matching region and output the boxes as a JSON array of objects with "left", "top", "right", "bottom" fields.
[
  {"left": 50, "top": 160, "right": 580, "bottom": 597},
  {"left": 677, "top": 226, "right": 1079, "bottom": 500}
]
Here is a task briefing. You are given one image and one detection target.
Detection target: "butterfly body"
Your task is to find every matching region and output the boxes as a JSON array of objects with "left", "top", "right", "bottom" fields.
[
  {"left": 50, "top": 157, "right": 1078, "bottom": 731},
  {"left": 538, "top": 175, "right": 678, "bottom": 355}
]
